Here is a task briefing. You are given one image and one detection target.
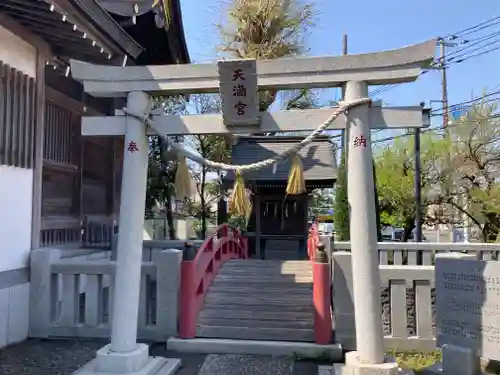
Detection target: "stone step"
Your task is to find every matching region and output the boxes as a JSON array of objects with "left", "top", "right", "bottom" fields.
[
  {"left": 167, "top": 337, "right": 342, "bottom": 359},
  {"left": 204, "top": 293, "right": 313, "bottom": 306},
  {"left": 216, "top": 266, "right": 312, "bottom": 273},
  {"left": 224, "top": 259, "right": 312, "bottom": 269},
  {"left": 199, "top": 308, "right": 314, "bottom": 321},
  {"left": 210, "top": 281, "right": 312, "bottom": 289},
  {"left": 219, "top": 269, "right": 312, "bottom": 278},
  {"left": 198, "top": 317, "right": 314, "bottom": 330},
  {"left": 213, "top": 275, "right": 313, "bottom": 284},
  {"left": 205, "top": 293, "right": 313, "bottom": 310},
  {"left": 201, "top": 302, "right": 314, "bottom": 313},
  {"left": 195, "top": 325, "right": 315, "bottom": 342},
  {"left": 221, "top": 266, "right": 311, "bottom": 272},
  {"left": 207, "top": 285, "right": 313, "bottom": 295}
]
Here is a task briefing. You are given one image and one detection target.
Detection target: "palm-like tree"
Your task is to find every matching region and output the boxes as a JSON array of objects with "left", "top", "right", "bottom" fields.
[{"left": 217, "top": 0, "right": 315, "bottom": 111}]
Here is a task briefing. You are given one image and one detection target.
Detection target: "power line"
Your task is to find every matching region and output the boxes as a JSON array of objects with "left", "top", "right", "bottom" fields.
[
  {"left": 446, "top": 44, "right": 500, "bottom": 66},
  {"left": 369, "top": 70, "right": 431, "bottom": 98},
  {"left": 370, "top": 17, "right": 500, "bottom": 98},
  {"left": 438, "top": 30, "right": 500, "bottom": 64},
  {"left": 455, "top": 18, "right": 500, "bottom": 38},
  {"left": 443, "top": 16, "right": 500, "bottom": 39},
  {"left": 431, "top": 89, "right": 500, "bottom": 115},
  {"left": 331, "top": 112, "right": 500, "bottom": 152}
]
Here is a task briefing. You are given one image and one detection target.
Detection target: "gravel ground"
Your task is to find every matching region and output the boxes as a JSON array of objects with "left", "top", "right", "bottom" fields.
[
  {"left": 0, "top": 339, "right": 208, "bottom": 375},
  {"left": 381, "top": 287, "right": 436, "bottom": 336},
  {"left": 0, "top": 340, "right": 317, "bottom": 375},
  {"left": 198, "top": 355, "right": 317, "bottom": 375},
  {"left": 198, "top": 355, "right": 294, "bottom": 375},
  {"left": 0, "top": 339, "right": 103, "bottom": 375}
]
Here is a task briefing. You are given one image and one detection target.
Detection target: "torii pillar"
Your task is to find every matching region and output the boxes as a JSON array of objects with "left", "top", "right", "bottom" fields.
[
  {"left": 345, "top": 81, "right": 386, "bottom": 364},
  {"left": 78, "top": 91, "right": 180, "bottom": 374}
]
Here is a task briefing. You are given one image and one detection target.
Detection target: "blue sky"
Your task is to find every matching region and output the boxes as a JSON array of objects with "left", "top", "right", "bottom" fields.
[{"left": 179, "top": 0, "right": 500, "bottom": 146}]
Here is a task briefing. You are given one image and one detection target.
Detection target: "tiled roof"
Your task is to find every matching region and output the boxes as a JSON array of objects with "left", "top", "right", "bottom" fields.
[{"left": 223, "top": 136, "right": 337, "bottom": 184}]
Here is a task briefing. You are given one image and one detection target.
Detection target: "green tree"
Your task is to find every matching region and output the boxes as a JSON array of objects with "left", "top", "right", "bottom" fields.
[
  {"left": 187, "top": 95, "right": 232, "bottom": 238},
  {"left": 372, "top": 160, "right": 382, "bottom": 241},
  {"left": 432, "top": 98, "right": 500, "bottom": 242},
  {"left": 375, "top": 132, "right": 449, "bottom": 241},
  {"left": 310, "top": 189, "right": 333, "bottom": 216},
  {"left": 146, "top": 136, "right": 177, "bottom": 239},
  {"left": 334, "top": 149, "right": 349, "bottom": 240},
  {"left": 146, "top": 96, "right": 187, "bottom": 239}
]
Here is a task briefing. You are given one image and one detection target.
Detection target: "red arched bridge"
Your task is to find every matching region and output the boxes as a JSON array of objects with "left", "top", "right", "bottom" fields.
[{"left": 178, "top": 223, "right": 332, "bottom": 344}]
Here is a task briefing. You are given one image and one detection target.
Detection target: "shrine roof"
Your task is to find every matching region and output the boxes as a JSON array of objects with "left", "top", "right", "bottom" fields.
[
  {"left": 223, "top": 136, "right": 337, "bottom": 185},
  {"left": 0, "top": 0, "right": 189, "bottom": 67}
]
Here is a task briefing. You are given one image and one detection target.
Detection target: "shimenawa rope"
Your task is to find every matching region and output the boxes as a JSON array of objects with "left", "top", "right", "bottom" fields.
[
  {"left": 122, "top": 97, "right": 371, "bottom": 173},
  {"left": 123, "top": 97, "right": 371, "bottom": 215}
]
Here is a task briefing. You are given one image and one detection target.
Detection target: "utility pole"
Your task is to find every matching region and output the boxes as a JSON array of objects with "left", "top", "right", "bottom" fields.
[
  {"left": 341, "top": 34, "right": 348, "bottom": 92},
  {"left": 340, "top": 34, "right": 348, "bottom": 153},
  {"left": 414, "top": 127, "right": 422, "bottom": 242},
  {"left": 439, "top": 38, "right": 461, "bottom": 241},
  {"left": 439, "top": 39, "right": 449, "bottom": 135}
]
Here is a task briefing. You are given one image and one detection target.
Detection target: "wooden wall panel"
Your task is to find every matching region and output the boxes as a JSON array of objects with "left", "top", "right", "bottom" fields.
[
  {"left": 43, "top": 102, "right": 73, "bottom": 164},
  {"left": 0, "top": 60, "right": 36, "bottom": 168},
  {"left": 41, "top": 171, "right": 74, "bottom": 216}
]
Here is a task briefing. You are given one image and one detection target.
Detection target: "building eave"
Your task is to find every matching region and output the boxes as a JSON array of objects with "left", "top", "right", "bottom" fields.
[
  {"left": 67, "top": 0, "right": 144, "bottom": 59},
  {"left": 0, "top": 0, "right": 129, "bottom": 65},
  {"left": 167, "top": 0, "right": 190, "bottom": 63}
]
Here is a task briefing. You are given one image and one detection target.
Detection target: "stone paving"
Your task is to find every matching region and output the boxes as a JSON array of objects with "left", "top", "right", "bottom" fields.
[{"left": 0, "top": 339, "right": 319, "bottom": 375}]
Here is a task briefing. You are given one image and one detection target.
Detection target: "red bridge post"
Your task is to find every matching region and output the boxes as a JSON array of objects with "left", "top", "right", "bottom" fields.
[
  {"left": 179, "top": 241, "right": 197, "bottom": 339},
  {"left": 313, "top": 242, "right": 332, "bottom": 344}
]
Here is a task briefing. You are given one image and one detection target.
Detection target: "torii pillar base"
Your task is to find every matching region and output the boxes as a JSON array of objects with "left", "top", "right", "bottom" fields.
[
  {"left": 73, "top": 344, "right": 181, "bottom": 375},
  {"left": 329, "top": 352, "right": 405, "bottom": 375}
]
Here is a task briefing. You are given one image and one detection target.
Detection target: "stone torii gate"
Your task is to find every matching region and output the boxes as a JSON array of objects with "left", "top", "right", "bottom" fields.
[{"left": 69, "top": 39, "right": 436, "bottom": 375}]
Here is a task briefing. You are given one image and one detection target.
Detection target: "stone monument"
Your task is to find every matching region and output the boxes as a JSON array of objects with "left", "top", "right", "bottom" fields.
[{"left": 422, "top": 253, "right": 500, "bottom": 375}]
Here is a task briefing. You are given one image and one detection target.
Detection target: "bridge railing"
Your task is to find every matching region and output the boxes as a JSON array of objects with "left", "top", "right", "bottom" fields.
[
  {"left": 308, "top": 223, "right": 332, "bottom": 344},
  {"left": 178, "top": 224, "right": 248, "bottom": 339}
]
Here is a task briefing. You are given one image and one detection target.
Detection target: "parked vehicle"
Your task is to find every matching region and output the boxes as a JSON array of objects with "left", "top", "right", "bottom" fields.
[{"left": 381, "top": 227, "right": 427, "bottom": 242}]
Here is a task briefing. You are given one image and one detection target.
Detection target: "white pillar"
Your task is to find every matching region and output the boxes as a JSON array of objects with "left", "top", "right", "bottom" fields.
[
  {"left": 111, "top": 91, "right": 150, "bottom": 353},
  {"left": 345, "top": 81, "right": 385, "bottom": 364}
]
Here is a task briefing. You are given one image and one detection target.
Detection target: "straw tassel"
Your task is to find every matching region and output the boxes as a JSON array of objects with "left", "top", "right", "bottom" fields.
[
  {"left": 286, "top": 154, "right": 306, "bottom": 195},
  {"left": 229, "top": 170, "right": 252, "bottom": 218},
  {"left": 174, "top": 155, "right": 192, "bottom": 200}
]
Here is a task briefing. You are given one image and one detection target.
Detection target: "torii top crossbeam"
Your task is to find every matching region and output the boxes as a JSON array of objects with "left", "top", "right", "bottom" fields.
[{"left": 70, "top": 39, "right": 436, "bottom": 98}]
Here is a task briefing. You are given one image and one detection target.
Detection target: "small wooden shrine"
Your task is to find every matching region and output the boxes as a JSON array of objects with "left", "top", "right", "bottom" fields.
[{"left": 223, "top": 135, "right": 337, "bottom": 260}]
